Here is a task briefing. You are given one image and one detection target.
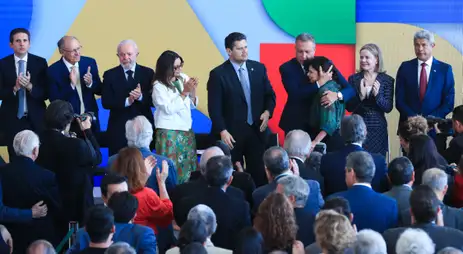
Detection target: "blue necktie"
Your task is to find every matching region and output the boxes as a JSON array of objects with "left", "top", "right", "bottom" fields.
[
  {"left": 239, "top": 67, "right": 253, "bottom": 125},
  {"left": 17, "top": 60, "right": 26, "bottom": 119}
]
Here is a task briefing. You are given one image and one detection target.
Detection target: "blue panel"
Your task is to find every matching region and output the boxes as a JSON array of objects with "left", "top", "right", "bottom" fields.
[
  {"left": 356, "top": 0, "right": 463, "bottom": 23},
  {"left": 0, "top": 0, "right": 33, "bottom": 59}
]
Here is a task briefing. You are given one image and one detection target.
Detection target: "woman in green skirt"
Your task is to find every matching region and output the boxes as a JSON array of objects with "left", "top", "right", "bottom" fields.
[{"left": 152, "top": 50, "right": 198, "bottom": 184}]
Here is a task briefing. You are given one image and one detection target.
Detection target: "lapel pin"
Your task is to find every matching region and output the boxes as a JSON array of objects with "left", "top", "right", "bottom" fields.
[
  {"left": 251, "top": 68, "right": 254, "bottom": 71},
  {"left": 433, "top": 70, "right": 436, "bottom": 72}
]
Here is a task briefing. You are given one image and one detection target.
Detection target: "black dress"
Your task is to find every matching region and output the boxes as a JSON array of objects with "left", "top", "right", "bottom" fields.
[{"left": 346, "top": 72, "right": 395, "bottom": 156}]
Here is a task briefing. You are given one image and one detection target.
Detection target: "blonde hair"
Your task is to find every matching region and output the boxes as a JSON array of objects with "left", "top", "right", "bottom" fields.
[
  {"left": 315, "top": 210, "right": 356, "bottom": 254},
  {"left": 358, "top": 43, "right": 386, "bottom": 73}
]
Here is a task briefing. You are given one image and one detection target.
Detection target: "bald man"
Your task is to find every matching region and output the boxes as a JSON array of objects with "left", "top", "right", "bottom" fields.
[{"left": 48, "top": 36, "right": 102, "bottom": 134}]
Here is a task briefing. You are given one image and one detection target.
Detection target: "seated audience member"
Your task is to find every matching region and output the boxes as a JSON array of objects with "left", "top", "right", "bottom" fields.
[
  {"left": 186, "top": 204, "right": 231, "bottom": 253},
  {"left": 167, "top": 219, "right": 208, "bottom": 254},
  {"left": 111, "top": 147, "right": 173, "bottom": 235},
  {"left": 69, "top": 191, "right": 156, "bottom": 254},
  {"left": 27, "top": 240, "right": 56, "bottom": 254},
  {"left": 79, "top": 205, "right": 115, "bottom": 253},
  {"left": 407, "top": 134, "right": 449, "bottom": 186},
  {"left": 234, "top": 227, "right": 264, "bottom": 254},
  {"left": 0, "top": 225, "right": 12, "bottom": 254},
  {"left": 383, "top": 185, "right": 463, "bottom": 253},
  {"left": 276, "top": 175, "right": 315, "bottom": 246},
  {"left": 99, "top": 173, "right": 128, "bottom": 204},
  {"left": 398, "top": 115, "right": 428, "bottom": 155},
  {"left": 354, "top": 229, "right": 387, "bottom": 254},
  {"left": 254, "top": 192, "right": 304, "bottom": 254},
  {"left": 314, "top": 210, "right": 356, "bottom": 254},
  {"left": 174, "top": 156, "right": 251, "bottom": 250},
  {"left": 438, "top": 247, "right": 463, "bottom": 254},
  {"left": 452, "top": 155, "right": 463, "bottom": 207},
  {"left": 384, "top": 157, "right": 414, "bottom": 224},
  {"left": 435, "top": 105, "right": 463, "bottom": 164},
  {"left": 330, "top": 151, "right": 398, "bottom": 233},
  {"left": 179, "top": 242, "right": 207, "bottom": 254},
  {"left": 320, "top": 115, "right": 389, "bottom": 196},
  {"left": 1, "top": 130, "right": 61, "bottom": 253},
  {"left": 107, "top": 116, "right": 177, "bottom": 193},
  {"left": 104, "top": 242, "right": 136, "bottom": 254},
  {"left": 395, "top": 228, "right": 435, "bottom": 254},
  {"left": 305, "top": 197, "right": 354, "bottom": 254},
  {"left": 252, "top": 146, "right": 323, "bottom": 215},
  {"left": 284, "top": 130, "right": 324, "bottom": 192},
  {"left": 35, "top": 100, "right": 101, "bottom": 228}
]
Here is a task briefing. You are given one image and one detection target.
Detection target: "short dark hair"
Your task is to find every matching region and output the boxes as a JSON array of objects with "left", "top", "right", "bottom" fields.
[
  {"left": 178, "top": 219, "right": 209, "bottom": 251},
  {"left": 180, "top": 242, "right": 207, "bottom": 254},
  {"left": 322, "top": 197, "right": 351, "bottom": 218},
  {"left": 303, "top": 56, "right": 339, "bottom": 81},
  {"left": 107, "top": 191, "right": 138, "bottom": 223},
  {"left": 100, "top": 173, "right": 127, "bottom": 198},
  {"left": 224, "top": 32, "right": 246, "bottom": 50},
  {"left": 84, "top": 205, "right": 114, "bottom": 243},
  {"left": 388, "top": 157, "right": 414, "bottom": 185},
  {"left": 9, "top": 28, "right": 30, "bottom": 43},
  {"left": 205, "top": 155, "right": 233, "bottom": 187},
  {"left": 45, "top": 100, "right": 74, "bottom": 130},
  {"left": 410, "top": 185, "right": 440, "bottom": 224},
  {"left": 263, "top": 146, "right": 289, "bottom": 177},
  {"left": 234, "top": 227, "right": 264, "bottom": 254},
  {"left": 452, "top": 105, "right": 463, "bottom": 124}
]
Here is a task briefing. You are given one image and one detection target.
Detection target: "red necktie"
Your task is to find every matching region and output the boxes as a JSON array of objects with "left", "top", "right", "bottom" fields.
[{"left": 419, "top": 62, "right": 427, "bottom": 102}]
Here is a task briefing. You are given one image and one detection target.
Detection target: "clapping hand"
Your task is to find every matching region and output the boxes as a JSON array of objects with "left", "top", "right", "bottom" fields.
[
  {"left": 83, "top": 66, "right": 92, "bottom": 86},
  {"left": 129, "top": 84, "right": 142, "bottom": 101}
]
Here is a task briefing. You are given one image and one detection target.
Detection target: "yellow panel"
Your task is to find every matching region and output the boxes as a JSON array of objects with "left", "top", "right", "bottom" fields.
[{"left": 356, "top": 23, "right": 463, "bottom": 160}]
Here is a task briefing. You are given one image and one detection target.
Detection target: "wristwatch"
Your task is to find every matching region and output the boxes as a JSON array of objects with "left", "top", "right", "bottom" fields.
[{"left": 337, "top": 92, "right": 343, "bottom": 101}]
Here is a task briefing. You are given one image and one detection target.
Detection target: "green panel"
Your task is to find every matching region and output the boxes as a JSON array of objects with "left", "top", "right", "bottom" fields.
[{"left": 262, "top": 0, "right": 356, "bottom": 44}]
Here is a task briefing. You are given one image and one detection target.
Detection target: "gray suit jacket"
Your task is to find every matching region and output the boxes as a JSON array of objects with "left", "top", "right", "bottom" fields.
[{"left": 384, "top": 185, "right": 412, "bottom": 225}]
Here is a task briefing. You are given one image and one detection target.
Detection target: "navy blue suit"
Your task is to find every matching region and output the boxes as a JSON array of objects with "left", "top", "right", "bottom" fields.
[
  {"left": 0, "top": 177, "right": 33, "bottom": 223},
  {"left": 330, "top": 185, "right": 398, "bottom": 233},
  {"left": 278, "top": 58, "right": 355, "bottom": 134},
  {"left": 320, "top": 144, "right": 389, "bottom": 197},
  {"left": 395, "top": 57, "right": 454, "bottom": 125}
]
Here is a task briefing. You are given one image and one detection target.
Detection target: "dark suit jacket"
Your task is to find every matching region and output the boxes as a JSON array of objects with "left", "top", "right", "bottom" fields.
[
  {"left": 207, "top": 60, "right": 276, "bottom": 140},
  {"left": 101, "top": 64, "right": 154, "bottom": 155},
  {"left": 294, "top": 207, "right": 315, "bottom": 247},
  {"left": 278, "top": 58, "right": 355, "bottom": 133},
  {"left": 174, "top": 186, "right": 251, "bottom": 250},
  {"left": 401, "top": 202, "right": 463, "bottom": 231},
  {"left": 320, "top": 144, "right": 389, "bottom": 197},
  {"left": 330, "top": 185, "right": 398, "bottom": 233},
  {"left": 384, "top": 185, "right": 412, "bottom": 225},
  {"left": 292, "top": 157, "right": 324, "bottom": 194},
  {"left": 47, "top": 56, "right": 102, "bottom": 115},
  {"left": 437, "top": 133, "right": 463, "bottom": 164},
  {"left": 0, "top": 156, "right": 61, "bottom": 253},
  {"left": 0, "top": 53, "right": 48, "bottom": 133},
  {"left": 395, "top": 58, "right": 454, "bottom": 125},
  {"left": 383, "top": 223, "right": 463, "bottom": 254},
  {"left": 36, "top": 129, "right": 101, "bottom": 223}
]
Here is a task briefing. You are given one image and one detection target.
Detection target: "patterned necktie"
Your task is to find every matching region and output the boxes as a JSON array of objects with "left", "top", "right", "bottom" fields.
[
  {"left": 17, "top": 60, "right": 26, "bottom": 119},
  {"left": 239, "top": 67, "right": 253, "bottom": 125},
  {"left": 419, "top": 62, "right": 427, "bottom": 102},
  {"left": 72, "top": 66, "right": 85, "bottom": 114}
]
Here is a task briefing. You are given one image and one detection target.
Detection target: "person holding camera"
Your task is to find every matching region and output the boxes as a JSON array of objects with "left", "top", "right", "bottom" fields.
[
  {"left": 435, "top": 105, "right": 463, "bottom": 164},
  {"left": 35, "top": 100, "right": 102, "bottom": 236}
]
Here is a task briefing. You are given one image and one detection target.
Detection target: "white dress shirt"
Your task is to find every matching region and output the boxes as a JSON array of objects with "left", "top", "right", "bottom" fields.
[
  {"left": 14, "top": 54, "right": 28, "bottom": 113},
  {"left": 417, "top": 56, "right": 433, "bottom": 87},
  {"left": 122, "top": 63, "right": 143, "bottom": 107},
  {"left": 152, "top": 73, "right": 198, "bottom": 131}
]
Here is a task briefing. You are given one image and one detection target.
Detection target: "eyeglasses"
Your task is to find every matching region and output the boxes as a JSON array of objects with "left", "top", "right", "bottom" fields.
[
  {"left": 62, "top": 46, "right": 83, "bottom": 53},
  {"left": 174, "top": 64, "right": 183, "bottom": 70}
]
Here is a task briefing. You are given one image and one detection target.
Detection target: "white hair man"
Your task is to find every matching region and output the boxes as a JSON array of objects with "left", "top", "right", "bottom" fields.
[
  {"left": 101, "top": 39, "right": 155, "bottom": 156},
  {"left": 395, "top": 228, "right": 435, "bottom": 254},
  {"left": 354, "top": 229, "right": 387, "bottom": 254}
]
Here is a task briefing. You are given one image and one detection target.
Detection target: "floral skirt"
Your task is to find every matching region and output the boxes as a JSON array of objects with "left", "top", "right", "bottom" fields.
[{"left": 155, "top": 128, "right": 197, "bottom": 184}]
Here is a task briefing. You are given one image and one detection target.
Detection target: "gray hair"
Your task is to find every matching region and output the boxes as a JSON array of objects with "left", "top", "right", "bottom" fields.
[
  {"left": 117, "top": 39, "right": 138, "bottom": 54},
  {"left": 414, "top": 30, "right": 435, "bottom": 45},
  {"left": 422, "top": 168, "right": 448, "bottom": 193},
  {"left": 199, "top": 146, "right": 224, "bottom": 175},
  {"left": 438, "top": 247, "right": 463, "bottom": 254},
  {"left": 346, "top": 151, "right": 376, "bottom": 183},
  {"left": 354, "top": 229, "right": 387, "bottom": 254},
  {"left": 57, "top": 35, "right": 79, "bottom": 51},
  {"left": 105, "top": 242, "right": 136, "bottom": 254},
  {"left": 13, "top": 130, "right": 40, "bottom": 157},
  {"left": 27, "top": 240, "right": 56, "bottom": 254},
  {"left": 187, "top": 204, "right": 217, "bottom": 236},
  {"left": 295, "top": 33, "right": 316, "bottom": 45},
  {"left": 125, "top": 116, "right": 153, "bottom": 149},
  {"left": 263, "top": 146, "right": 290, "bottom": 177},
  {"left": 284, "top": 130, "right": 312, "bottom": 158},
  {"left": 395, "top": 228, "right": 435, "bottom": 254},
  {"left": 341, "top": 115, "right": 367, "bottom": 144},
  {"left": 277, "top": 175, "right": 309, "bottom": 207}
]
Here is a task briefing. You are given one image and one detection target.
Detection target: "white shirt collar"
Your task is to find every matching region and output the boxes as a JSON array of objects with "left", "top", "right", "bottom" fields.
[
  {"left": 418, "top": 56, "right": 433, "bottom": 67},
  {"left": 351, "top": 142, "right": 362, "bottom": 147},
  {"left": 14, "top": 53, "right": 28, "bottom": 64},
  {"left": 290, "top": 156, "right": 305, "bottom": 163},
  {"left": 353, "top": 183, "right": 372, "bottom": 188},
  {"left": 62, "top": 57, "right": 79, "bottom": 70},
  {"left": 122, "top": 63, "right": 137, "bottom": 73}
]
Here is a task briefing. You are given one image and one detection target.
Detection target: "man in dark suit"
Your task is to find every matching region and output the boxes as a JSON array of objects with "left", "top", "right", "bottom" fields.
[
  {"left": 0, "top": 28, "right": 48, "bottom": 161},
  {"left": 47, "top": 36, "right": 102, "bottom": 134},
  {"left": 436, "top": 105, "right": 463, "bottom": 164},
  {"left": 330, "top": 151, "right": 398, "bottom": 233},
  {"left": 101, "top": 39, "right": 154, "bottom": 156},
  {"left": 174, "top": 156, "right": 251, "bottom": 250},
  {"left": 395, "top": 30, "right": 455, "bottom": 130},
  {"left": 383, "top": 185, "right": 463, "bottom": 253},
  {"left": 0, "top": 130, "right": 61, "bottom": 253},
  {"left": 207, "top": 32, "right": 276, "bottom": 187},
  {"left": 252, "top": 146, "right": 324, "bottom": 216},
  {"left": 279, "top": 33, "right": 355, "bottom": 134},
  {"left": 320, "top": 115, "right": 389, "bottom": 197}
]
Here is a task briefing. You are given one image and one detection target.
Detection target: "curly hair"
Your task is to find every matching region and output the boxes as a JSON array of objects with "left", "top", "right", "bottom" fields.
[
  {"left": 111, "top": 147, "right": 149, "bottom": 192},
  {"left": 254, "top": 192, "right": 297, "bottom": 252},
  {"left": 398, "top": 116, "right": 428, "bottom": 142},
  {"left": 315, "top": 210, "right": 356, "bottom": 254}
]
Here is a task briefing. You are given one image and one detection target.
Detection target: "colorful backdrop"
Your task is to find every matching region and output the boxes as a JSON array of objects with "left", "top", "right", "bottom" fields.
[{"left": 0, "top": 0, "right": 461, "bottom": 162}]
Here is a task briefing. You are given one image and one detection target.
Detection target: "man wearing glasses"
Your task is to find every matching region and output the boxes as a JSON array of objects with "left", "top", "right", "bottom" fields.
[{"left": 47, "top": 35, "right": 103, "bottom": 135}]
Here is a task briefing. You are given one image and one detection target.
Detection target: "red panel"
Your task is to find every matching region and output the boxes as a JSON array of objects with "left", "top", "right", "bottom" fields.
[{"left": 260, "top": 43, "right": 356, "bottom": 145}]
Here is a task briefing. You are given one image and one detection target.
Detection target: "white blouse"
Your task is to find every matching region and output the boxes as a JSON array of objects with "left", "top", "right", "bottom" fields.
[{"left": 152, "top": 73, "right": 198, "bottom": 131}]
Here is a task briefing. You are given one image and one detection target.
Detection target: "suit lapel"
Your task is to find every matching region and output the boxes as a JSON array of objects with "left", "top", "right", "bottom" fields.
[
  {"left": 79, "top": 58, "right": 87, "bottom": 87},
  {"left": 8, "top": 55, "right": 17, "bottom": 80},
  {"left": 118, "top": 65, "right": 131, "bottom": 89},
  {"left": 225, "top": 60, "right": 246, "bottom": 103},
  {"left": 246, "top": 61, "right": 255, "bottom": 106},
  {"left": 133, "top": 64, "right": 141, "bottom": 89}
]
